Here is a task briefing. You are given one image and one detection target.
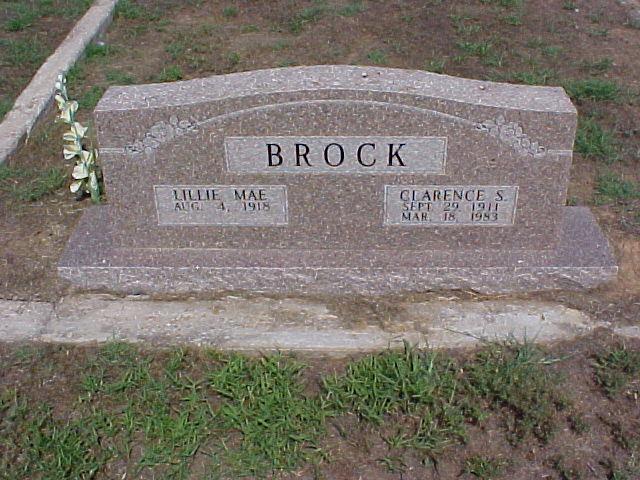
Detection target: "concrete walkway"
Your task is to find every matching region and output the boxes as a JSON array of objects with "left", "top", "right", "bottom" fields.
[{"left": 0, "top": 294, "right": 634, "bottom": 353}]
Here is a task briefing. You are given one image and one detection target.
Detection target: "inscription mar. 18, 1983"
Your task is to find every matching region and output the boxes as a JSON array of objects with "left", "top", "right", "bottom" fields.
[
  {"left": 154, "top": 185, "right": 288, "bottom": 226},
  {"left": 384, "top": 185, "right": 518, "bottom": 226},
  {"left": 224, "top": 136, "right": 447, "bottom": 174}
]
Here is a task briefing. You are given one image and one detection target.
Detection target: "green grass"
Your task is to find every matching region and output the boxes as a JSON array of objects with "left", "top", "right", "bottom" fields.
[
  {"left": 85, "top": 42, "right": 114, "bottom": 59},
  {"left": 506, "top": 68, "right": 558, "bottom": 85},
  {"left": 155, "top": 65, "right": 183, "bottom": 82},
  {"left": 115, "top": 0, "right": 146, "bottom": 20},
  {"left": 502, "top": 14, "right": 522, "bottom": 25},
  {"left": 0, "top": 341, "right": 607, "bottom": 478},
  {"left": 222, "top": 5, "right": 239, "bottom": 18},
  {"left": 575, "top": 117, "right": 619, "bottom": 163},
  {"left": 456, "top": 40, "right": 493, "bottom": 58},
  {"left": 594, "top": 346, "right": 640, "bottom": 396},
  {"left": 450, "top": 14, "right": 482, "bottom": 36},
  {"left": 240, "top": 23, "right": 260, "bottom": 33},
  {"left": 105, "top": 69, "right": 136, "bottom": 85},
  {"left": 227, "top": 51, "right": 241, "bottom": 67},
  {"left": 564, "top": 78, "right": 620, "bottom": 102},
  {"left": 366, "top": 49, "right": 387, "bottom": 65},
  {"left": 466, "top": 341, "right": 568, "bottom": 444},
  {"left": 3, "top": 0, "right": 90, "bottom": 31},
  {"left": 595, "top": 173, "right": 640, "bottom": 204},
  {"left": 1, "top": 38, "right": 48, "bottom": 67},
  {"left": 338, "top": 1, "right": 365, "bottom": 17},
  {"left": 4, "top": 4, "right": 37, "bottom": 32},
  {"left": 209, "top": 354, "right": 328, "bottom": 476},
  {"left": 288, "top": 4, "right": 326, "bottom": 33},
  {"left": 0, "top": 97, "right": 12, "bottom": 121},
  {"left": 323, "top": 344, "right": 466, "bottom": 455},
  {"left": 464, "top": 455, "right": 507, "bottom": 479},
  {"left": 166, "top": 39, "right": 186, "bottom": 60},
  {"left": 0, "top": 164, "right": 30, "bottom": 183},
  {"left": 78, "top": 85, "right": 106, "bottom": 110},
  {"left": 482, "top": 0, "right": 524, "bottom": 7},
  {"left": 0, "top": 165, "right": 67, "bottom": 201},
  {"left": 580, "top": 57, "right": 614, "bottom": 73},
  {"left": 542, "top": 45, "right": 562, "bottom": 57},
  {"left": 424, "top": 58, "right": 446, "bottom": 74}
]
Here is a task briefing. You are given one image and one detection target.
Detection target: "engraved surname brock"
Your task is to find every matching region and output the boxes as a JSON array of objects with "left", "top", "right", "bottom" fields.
[
  {"left": 154, "top": 185, "right": 288, "bottom": 226},
  {"left": 224, "top": 136, "right": 447, "bottom": 174},
  {"left": 384, "top": 185, "right": 518, "bottom": 226}
]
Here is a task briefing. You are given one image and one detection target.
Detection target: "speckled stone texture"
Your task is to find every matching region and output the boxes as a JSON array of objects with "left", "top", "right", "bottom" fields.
[{"left": 59, "top": 65, "right": 617, "bottom": 294}]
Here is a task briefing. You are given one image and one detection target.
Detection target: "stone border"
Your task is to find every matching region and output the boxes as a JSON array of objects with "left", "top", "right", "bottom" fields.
[
  {"left": 0, "top": 0, "right": 118, "bottom": 165},
  {"left": 1, "top": 295, "right": 636, "bottom": 352}
]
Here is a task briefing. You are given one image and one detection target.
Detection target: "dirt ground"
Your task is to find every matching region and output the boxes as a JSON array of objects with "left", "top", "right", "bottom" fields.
[{"left": 0, "top": 1, "right": 639, "bottom": 477}]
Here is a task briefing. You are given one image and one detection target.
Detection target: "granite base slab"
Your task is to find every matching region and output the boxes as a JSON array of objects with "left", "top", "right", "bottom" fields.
[{"left": 58, "top": 207, "right": 617, "bottom": 295}]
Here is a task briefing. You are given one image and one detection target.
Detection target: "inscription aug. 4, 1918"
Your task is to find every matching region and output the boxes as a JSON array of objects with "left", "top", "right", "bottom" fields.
[{"left": 154, "top": 185, "right": 288, "bottom": 226}]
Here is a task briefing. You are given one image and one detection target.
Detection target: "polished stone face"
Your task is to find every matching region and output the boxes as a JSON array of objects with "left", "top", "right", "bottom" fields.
[{"left": 59, "top": 65, "right": 617, "bottom": 294}]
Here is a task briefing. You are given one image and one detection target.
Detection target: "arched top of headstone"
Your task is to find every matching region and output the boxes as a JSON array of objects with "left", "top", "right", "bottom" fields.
[{"left": 96, "top": 65, "right": 575, "bottom": 114}]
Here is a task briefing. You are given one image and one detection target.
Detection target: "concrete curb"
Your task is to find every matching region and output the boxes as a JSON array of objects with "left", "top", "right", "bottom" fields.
[
  {"left": 0, "top": 0, "right": 118, "bottom": 165},
  {"left": 1, "top": 295, "right": 636, "bottom": 353}
]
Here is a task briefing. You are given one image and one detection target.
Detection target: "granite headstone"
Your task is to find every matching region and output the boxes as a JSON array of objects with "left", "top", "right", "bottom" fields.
[{"left": 59, "top": 65, "right": 617, "bottom": 294}]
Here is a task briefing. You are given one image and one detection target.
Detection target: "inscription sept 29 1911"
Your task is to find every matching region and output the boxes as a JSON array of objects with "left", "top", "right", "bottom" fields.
[{"left": 384, "top": 185, "right": 518, "bottom": 226}]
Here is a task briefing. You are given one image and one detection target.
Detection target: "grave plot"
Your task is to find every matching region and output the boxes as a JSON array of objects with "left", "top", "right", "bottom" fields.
[{"left": 1, "top": 0, "right": 638, "bottom": 302}]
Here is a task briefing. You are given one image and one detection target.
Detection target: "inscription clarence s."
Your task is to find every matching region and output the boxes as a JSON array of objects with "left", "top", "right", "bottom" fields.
[
  {"left": 384, "top": 185, "right": 518, "bottom": 226},
  {"left": 154, "top": 185, "right": 287, "bottom": 226},
  {"left": 225, "top": 136, "right": 447, "bottom": 174}
]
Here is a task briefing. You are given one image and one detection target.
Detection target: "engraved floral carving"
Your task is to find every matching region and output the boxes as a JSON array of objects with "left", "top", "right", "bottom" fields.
[
  {"left": 475, "top": 115, "right": 546, "bottom": 157},
  {"left": 125, "top": 115, "right": 199, "bottom": 154}
]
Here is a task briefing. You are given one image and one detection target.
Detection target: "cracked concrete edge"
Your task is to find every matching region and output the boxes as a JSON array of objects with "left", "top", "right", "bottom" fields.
[
  {"left": 0, "top": 0, "right": 118, "bottom": 165},
  {"left": 1, "top": 294, "right": 637, "bottom": 353}
]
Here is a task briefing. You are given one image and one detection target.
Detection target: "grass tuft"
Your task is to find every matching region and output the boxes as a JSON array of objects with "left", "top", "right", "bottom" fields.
[
  {"left": 580, "top": 57, "right": 614, "bottom": 74},
  {"left": 0, "top": 97, "right": 12, "bottom": 121},
  {"left": 222, "top": 5, "right": 239, "bottom": 18},
  {"left": 575, "top": 117, "right": 618, "bottom": 163},
  {"left": 0, "top": 166, "right": 66, "bottom": 201},
  {"left": 366, "top": 49, "right": 387, "bottom": 65},
  {"left": 115, "top": 0, "right": 145, "bottom": 20},
  {"left": 564, "top": 78, "right": 620, "bottom": 102},
  {"left": 338, "top": 1, "right": 365, "bottom": 17},
  {"left": 594, "top": 346, "right": 640, "bottom": 396},
  {"left": 288, "top": 4, "right": 326, "bottom": 33},
  {"left": 323, "top": 344, "right": 466, "bottom": 455},
  {"left": 209, "top": 354, "right": 327, "bottom": 476},
  {"left": 155, "top": 65, "right": 183, "bottom": 82},
  {"left": 466, "top": 341, "right": 568, "bottom": 444},
  {"left": 595, "top": 173, "right": 640, "bottom": 204},
  {"left": 464, "top": 455, "right": 507, "bottom": 479},
  {"left": 2, "top": 38, "right": 48, "bottom": 67}
]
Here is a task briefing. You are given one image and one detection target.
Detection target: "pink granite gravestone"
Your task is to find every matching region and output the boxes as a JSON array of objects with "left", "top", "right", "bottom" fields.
[{"left": 59, "top": 65, "right": 617, "bottom": 294}]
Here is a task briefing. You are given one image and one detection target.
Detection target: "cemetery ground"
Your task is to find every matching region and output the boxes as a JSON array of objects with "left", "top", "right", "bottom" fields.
[
  {"left": 0, "top": 0, "right": 639, "bottom": 478},
  {"left": 0, "top": 0, "right": 94, "bottom": 122}
]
